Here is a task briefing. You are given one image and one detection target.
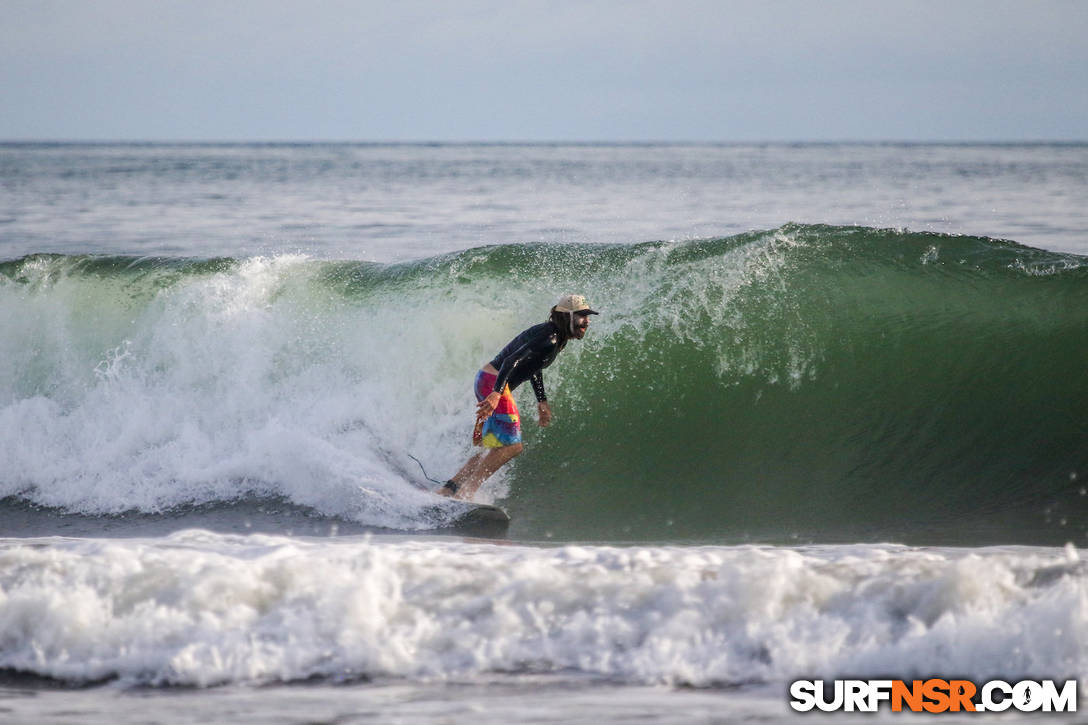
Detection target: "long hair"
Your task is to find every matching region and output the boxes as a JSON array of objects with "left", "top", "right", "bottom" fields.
[{"left": 548, "top": 306, "right": 573, "bottom": 349}]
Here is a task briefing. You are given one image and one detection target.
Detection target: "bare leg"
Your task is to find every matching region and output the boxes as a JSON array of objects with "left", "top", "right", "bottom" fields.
[
  {"left": 440, "top": 443, "right": 523, "bottom": 500},
  {"left": 447, "top": 451, "right": 485, "bottom": 487}
]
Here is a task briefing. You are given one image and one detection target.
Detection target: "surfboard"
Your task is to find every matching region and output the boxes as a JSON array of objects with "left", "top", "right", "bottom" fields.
[
  {"left": 423, "top": 499, "right": 510, "bottom": 534},
  {"left": 450, "top": 503, "right": 510, "bottom": 527},
  {"left": 399, "top": 454, "right": 509, "bottom": 533}
]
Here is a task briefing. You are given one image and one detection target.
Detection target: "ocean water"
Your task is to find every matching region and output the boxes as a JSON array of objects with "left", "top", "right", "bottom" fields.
[{"left": 1, "top": 143, "right": 1086, "bottom": 723}]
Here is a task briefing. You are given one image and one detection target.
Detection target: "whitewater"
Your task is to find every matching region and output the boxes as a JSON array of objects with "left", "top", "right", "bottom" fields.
[{"left": 1, "top": 143, "right": 1086, "bottom": 723}]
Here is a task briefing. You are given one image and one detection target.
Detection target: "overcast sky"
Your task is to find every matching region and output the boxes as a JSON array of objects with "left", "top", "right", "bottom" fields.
[{"left": 2, "top": 0, "right": 1087, "bottom": 142}]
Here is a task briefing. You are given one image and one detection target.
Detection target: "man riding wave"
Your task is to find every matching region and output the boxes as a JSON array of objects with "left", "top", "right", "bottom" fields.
[{"left": 440, "top": 294, "right": 598, "bottom": 500}]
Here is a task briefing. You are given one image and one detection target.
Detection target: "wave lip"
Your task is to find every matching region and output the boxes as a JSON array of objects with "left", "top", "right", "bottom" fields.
[{"left": 0, "top": 535, "right": 1084, "bottom": 688}]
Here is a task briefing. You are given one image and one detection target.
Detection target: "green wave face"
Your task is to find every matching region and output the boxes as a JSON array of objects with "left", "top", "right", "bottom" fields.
[
  {"left": 2, "top": 225, "right": 1086, "bottom": 544},
  {"left": 506, "top": 227, "right": 1088, "bottom": 543}
]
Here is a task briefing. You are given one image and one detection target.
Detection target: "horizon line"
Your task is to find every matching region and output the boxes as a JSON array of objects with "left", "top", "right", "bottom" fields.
[{"left": 3, "top": 137, "right": 1087, "bottom": 146}]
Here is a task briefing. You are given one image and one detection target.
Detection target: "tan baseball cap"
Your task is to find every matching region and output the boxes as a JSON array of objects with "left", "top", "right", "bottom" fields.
[{"left": 555, "top": 293, "right": 599, "bottom": 315}]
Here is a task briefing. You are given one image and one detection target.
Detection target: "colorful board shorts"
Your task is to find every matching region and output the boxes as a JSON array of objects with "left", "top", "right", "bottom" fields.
[{"left": 473, "top": 370, "right": 522, "bottom": 448}]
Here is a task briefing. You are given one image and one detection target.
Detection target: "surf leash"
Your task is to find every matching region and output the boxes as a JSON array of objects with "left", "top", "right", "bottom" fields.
[{"left": 407, "top": 453, "right": 446, "bottom": 486}]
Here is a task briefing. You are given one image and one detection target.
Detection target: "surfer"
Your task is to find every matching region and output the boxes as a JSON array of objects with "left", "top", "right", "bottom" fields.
[{"left": 439, "top": 294, "right": 598, "bottom": 500}]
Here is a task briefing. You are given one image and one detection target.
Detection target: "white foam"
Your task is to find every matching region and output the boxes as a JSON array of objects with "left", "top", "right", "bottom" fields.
[
  {"left": 1, "top": 246, "right": 762, "bottom": 524},
  {"left": 0, "top": 536, "right": 1083, "bottom": 688},
  {"left": 0, "top": 255, "right": 519, "bottom": 526}
]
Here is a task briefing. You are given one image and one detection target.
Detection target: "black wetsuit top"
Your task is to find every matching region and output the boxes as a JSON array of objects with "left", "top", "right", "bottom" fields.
[{"left": 489, "top": 321, "right": 565, "bottom": 402}]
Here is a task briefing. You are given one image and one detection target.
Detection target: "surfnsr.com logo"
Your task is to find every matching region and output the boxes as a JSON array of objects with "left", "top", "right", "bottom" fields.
[{"left": 789, "top": 679, "right": 1078, "bottom": 713}]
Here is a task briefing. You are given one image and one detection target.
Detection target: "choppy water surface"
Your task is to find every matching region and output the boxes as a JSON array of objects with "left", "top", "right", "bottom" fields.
[{"left": 1, "top": 143, "right": 1085, "bottom": 722}]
